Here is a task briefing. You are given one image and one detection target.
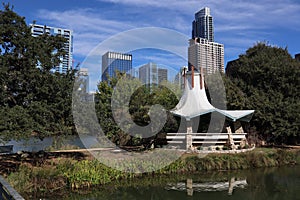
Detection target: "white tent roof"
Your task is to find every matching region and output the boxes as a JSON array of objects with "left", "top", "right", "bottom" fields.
[
  {"left": 215, "top": 109, "right": 255, "bottom": 122},
  {"left": 171, "top": 71, "right": 254, "bottom": 122}
]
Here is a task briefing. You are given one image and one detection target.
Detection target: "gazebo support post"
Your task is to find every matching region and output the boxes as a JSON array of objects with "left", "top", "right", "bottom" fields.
[{"left": 186, "top": 119, "right": 193, "bottom": 151}]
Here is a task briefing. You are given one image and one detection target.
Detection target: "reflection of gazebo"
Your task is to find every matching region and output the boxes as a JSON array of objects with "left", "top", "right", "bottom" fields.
[
  {"left": 165, "top": 177, "right": 247, "bottom": 196},
  {"left": 167, "top": 67, "right": 254, "bottom": 151}
]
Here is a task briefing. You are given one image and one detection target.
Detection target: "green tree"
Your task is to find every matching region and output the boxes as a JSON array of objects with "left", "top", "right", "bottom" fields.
[
  {"left": 0, "top": 4, "right": 75, "bottom": 140},
  {"left": 95, "top": 72, "right": 180, "bottom": 148},
  {"left": 226, "top": 42, "right": 300, "bottom": 144}
]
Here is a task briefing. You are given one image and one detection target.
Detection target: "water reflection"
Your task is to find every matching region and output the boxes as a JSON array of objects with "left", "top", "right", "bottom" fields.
[
  {"left": 166, "top": 177, "right": 247, "bottom": 196},
  {"left": 57, "top": 166, "right": 300, "bottom": 200}
]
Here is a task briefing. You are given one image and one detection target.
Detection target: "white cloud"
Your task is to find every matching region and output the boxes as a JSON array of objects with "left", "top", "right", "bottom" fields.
[
  {"left": 35, "top": 0, "right": 300, "bottom": 68},
  {"left": 37, "top": 8, "right": 135, "bottom": 57},
  {"left": 97, "top": 0, "right": 197, "bottom": 8},
  {"left": 97, "top": 0, "right": 300, "bottom": 31},
  {"left": 37, "top": 8, "right": 133, "bottom": 32}
]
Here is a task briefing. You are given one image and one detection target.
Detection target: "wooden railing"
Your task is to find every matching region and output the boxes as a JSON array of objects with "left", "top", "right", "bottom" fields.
[
  {"left": 0, "top": 176, "right": 24, "bottom": 200},
  {"left": 167, "top": 133, "right": 247, "bottom": 145}
]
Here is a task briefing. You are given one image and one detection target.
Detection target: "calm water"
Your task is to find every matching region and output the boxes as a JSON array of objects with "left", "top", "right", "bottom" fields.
[
  {"left": 53, "top": 165, "right": 300, "bottom": 200},
  {"left": 2, "top": 135, "right": 99, "bottom": 152}
]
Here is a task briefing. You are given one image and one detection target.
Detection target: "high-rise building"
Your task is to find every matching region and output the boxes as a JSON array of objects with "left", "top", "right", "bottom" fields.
[
  {"left": 158, "top": 68, "right": 168, "bottom": 83},
  {"left": 138, "top": 62, "right": 168, "bottom": 85},
  {"left": 189, "top": 7, "right": 224, "bottom": 74},
  {"left": 30, "top": 24, "right": 73, "bottom": 73},
  {"left": 78, "top": 68, "right": 89, "bottom": 93},
  {"left": 192, "top": 7, "right": 214, "bottom": 42},
  {"left": 188, "top": 38, "right": 224, "bottom": 74},
  {"left": 101, "top": 51, "right": 132, "bottom": 81}
]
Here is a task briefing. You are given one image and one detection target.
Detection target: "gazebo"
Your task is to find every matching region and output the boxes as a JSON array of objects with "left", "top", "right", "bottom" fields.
[{"left": 167, "top": 67, "right": 254, "bottom": 151}]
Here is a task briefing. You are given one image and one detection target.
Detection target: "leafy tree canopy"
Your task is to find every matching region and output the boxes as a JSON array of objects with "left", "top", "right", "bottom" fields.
[
  {"left": 0, "top": 4, "right": 75, "bottom": 141},
  {"left": 95, "top": 72, "right": 180, "bottom": 148},
  {"left": 226, "top": 42, "right": 300, "bottom": 144}
]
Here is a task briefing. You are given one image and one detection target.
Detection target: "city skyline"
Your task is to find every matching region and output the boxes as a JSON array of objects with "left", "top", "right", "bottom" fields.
[
  {"left": 4, "top": 0, "right": 300, "bottom": 92},
  {"left": 7, "top": 0, "right": 300, "bottom": 67}
]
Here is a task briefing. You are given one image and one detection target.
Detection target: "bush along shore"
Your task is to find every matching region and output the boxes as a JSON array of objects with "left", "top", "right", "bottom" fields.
[{"left": 5, "top": 148, "right": 300, "bottom": 198}]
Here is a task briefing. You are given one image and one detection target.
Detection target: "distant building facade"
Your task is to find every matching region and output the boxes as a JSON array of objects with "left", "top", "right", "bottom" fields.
[
  {"left": 295, "top": 53, "right": 300, "bottom": 61},
  {"left": 192, "top": 7, "right": 214, "bottom": 42},
  {"left": 101, "top": 51, "right": 132, "bottom": 81},
  {"left": 174, "top": 66, "right": 188, "bottom": 88},
  {"left": 76, "top": 68, "right": 95, "bottom": 102},
  {"left": 158, "top": 68, "right": 168, "bottom": 83},
  {"left": 188, "top": 38, "right": 224, "bottom": 74},
  {"left": 78, "top": 68, "right": 89, "bottom": 93},
  {"left": 139, "top": 62, "right": 168, "bottom": 85},
  {"left": 30, "top": 24, "right": 73, "bottom": 73}
]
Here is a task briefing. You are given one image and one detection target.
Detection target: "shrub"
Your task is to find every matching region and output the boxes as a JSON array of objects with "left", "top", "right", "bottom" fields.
[
  {"left": 197, "top": 146, "right": 203, "bottom": 150},
  {"left": 222, "top": 146, "right": 228, "bottom": 150}
]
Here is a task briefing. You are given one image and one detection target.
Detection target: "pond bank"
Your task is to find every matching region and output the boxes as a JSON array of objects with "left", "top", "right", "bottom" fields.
[{"left": 3, "top": 148, "right": 300, "bottom": 199}]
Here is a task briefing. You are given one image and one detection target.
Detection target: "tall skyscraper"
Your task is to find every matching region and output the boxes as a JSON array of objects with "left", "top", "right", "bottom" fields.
[
  {"left": 101, "top": 51, "right": 132, "bottom": 81},
  {"left": 189, "top": 7, "right": 224, "bottom": 74},
  {"left": 188, "top": 38, "right": 224, "bottom": 74},
  {"left": 138, "top": 62, "right": 168, "bottom": 85},
  {"left": 30, "top": 24, "right": 73, "bottom": 73},
  {"left": 192, "top": 7, "right": 214, "bottom": 42}
]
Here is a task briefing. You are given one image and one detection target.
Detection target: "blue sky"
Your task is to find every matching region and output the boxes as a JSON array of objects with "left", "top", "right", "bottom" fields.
[{"left": 4, "top": 0, "right": 300, "bottom": 90}]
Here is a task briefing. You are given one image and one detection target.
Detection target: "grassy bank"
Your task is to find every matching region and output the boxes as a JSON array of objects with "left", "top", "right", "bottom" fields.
[{"left": 5, "top": 148, "right": 300, "bottom": 198}]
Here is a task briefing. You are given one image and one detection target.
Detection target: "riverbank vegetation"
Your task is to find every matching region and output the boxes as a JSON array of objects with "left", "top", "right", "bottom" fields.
[{"left": 4, "top": 148, "right": 300, "bottom": 198}]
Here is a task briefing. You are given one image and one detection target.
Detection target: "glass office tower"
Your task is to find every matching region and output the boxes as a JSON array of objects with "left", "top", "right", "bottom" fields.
[
  {"left": 101, "top": 51, "right": 132, "bottom": 81},
  {"left": 192, "top": 7, "right": 214, "bottom": 42}
]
